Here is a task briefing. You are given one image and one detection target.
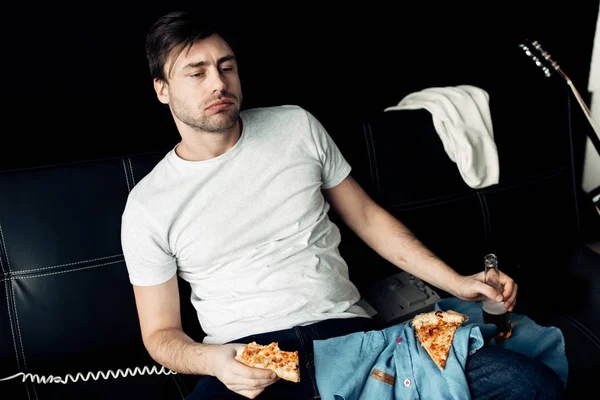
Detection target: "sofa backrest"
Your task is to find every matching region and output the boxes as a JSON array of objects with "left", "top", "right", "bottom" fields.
[
  {"left": 331, "top": 96, "right": 599, "bottom": 307},
  {"left": 1, "top": 95, "right": 598, "bottom": 397},
  {"left": 0, "top": 151, "right": 203, "bottom": 398}
]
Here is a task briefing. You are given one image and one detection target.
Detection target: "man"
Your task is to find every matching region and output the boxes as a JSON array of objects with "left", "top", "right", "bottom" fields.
[{"left": 121, "top": 10, "right": 564, "bottom": 400}]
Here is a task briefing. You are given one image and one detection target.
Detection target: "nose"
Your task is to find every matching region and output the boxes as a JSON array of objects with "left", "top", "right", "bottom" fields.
[{"left": 209, "top": 69, "right": 227, "bottom": 93}]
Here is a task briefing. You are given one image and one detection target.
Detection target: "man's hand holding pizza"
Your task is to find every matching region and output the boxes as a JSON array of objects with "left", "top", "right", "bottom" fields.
[{"left": 207, "top": 344, "right": 279, "bottom": 399}]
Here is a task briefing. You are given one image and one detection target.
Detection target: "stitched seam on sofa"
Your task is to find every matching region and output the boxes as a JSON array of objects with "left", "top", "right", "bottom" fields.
[
  {"left": 23, "top": 378, "right": 34, "bottom": 400},
  {"left": 9, "top": 259, "right": 124, "bottom": 280},
  {"left": 170, "top": 374, "right": 185, "bottom": 399},
  {"left": 362, "top": 120, "right": 380, "bottom": 193},
  {"left": 10, "top": 279, "right": 28, "bottom": 372},
  {"left": 122, "top": 159, "right": 132, "bottom": 193},
  {"left": 386, "top": 191, "right": 476, "bottom": 211},
  {"left": 11, "top": 254, "right": 124, "bottom": 275},
  {"left": 0, "top": 221, "right": 9, "bottom": 275},
  {"left": 0, "top": 150, "right": 169, "bottom": 176},
  {"left": 28, "top": 381, "right": 37, "bottom": 400},
  {"left": 476, "top": 191, "right": 491, "bottom": 250},
  {"left": 31, "top": 381, "right": 38, "bottom": 400},
  {"left": 4, "top": 279, "right": 21, "bottom": 371},
  {"left": 127, "top": 158, "right": 137, "bottom": 187},
  {"left": 479, "top": 167, "right": 569, "bottom": 195},
  {"left": 0, "top": 221, "right": 23, "bottom": 373},
  {"left": 383, "top": 167, "right": 569, "bottom": 211},
  {"left": 560, "top": 312, "right": 600, "bottom": 348}
]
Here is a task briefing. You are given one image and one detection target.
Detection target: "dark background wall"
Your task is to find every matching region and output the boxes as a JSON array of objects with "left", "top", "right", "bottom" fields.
[{"left": 1, "top": 0, "right": 599, "bottom": 170}]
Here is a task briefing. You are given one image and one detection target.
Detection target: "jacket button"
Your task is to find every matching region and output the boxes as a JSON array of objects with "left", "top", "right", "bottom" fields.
[{"left": 404, "top": 378, "right": 411, "bottom": 387}]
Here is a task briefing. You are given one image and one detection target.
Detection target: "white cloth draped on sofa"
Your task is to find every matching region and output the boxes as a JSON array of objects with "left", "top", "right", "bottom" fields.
[{"left": 384, "top": 85, "right": 499, "bottom": 189}]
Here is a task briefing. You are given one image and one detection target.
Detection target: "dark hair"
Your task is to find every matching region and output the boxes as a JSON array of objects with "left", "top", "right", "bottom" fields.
[{"left": 145, "top": 10, "right": 236, "bottom": 81}]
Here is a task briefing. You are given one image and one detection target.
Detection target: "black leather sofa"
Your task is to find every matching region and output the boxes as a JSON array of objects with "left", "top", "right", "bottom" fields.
[{"left": 1, "top": 89, "right": 600, "bottom": 399}]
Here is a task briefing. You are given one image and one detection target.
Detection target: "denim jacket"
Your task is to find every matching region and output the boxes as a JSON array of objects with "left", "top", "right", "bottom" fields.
[
  {"left": 436, "top": 297, "right": 568, "bottom": 387},
  {"left": 313, "top": 317, "right": 484, "bottom": 400},
  {"left": 313, "top": 297, "right": 568, "bottom": 400}
]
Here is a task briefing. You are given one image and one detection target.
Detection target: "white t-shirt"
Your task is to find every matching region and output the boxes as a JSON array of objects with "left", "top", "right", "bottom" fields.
[{"left": 121, "top": 105, "right": 369, "bottom": 344}]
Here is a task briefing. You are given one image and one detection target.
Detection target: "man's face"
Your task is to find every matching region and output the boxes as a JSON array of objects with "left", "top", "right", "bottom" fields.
[{"left": 157, "top": 34, "right": 243, "bottom": 133}]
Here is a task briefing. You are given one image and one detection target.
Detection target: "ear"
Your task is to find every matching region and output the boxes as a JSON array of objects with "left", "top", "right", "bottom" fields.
[{"left": 153, "top": 78, "right": 169, "bottom": 104}]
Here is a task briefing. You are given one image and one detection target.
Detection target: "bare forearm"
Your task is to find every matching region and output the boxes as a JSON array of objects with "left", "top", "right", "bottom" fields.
[
  {"left": 351, "top": 204, "right": 461, "bottom": 295},
  {"left": 144, "top": 328, "right": 217, "bottom": 376}
]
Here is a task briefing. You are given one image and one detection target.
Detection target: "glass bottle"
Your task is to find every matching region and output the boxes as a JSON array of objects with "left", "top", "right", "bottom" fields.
[{"left": 481, "top": 253, "right": 513, "bottom": 342}]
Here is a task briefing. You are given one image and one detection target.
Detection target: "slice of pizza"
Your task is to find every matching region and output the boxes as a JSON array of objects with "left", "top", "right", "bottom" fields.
[
  {"left": 235, "top": 341, "right": 300, "bottom": 383},
  {"left": 411, "top": 310, "right": 468, "bottom": 370}
]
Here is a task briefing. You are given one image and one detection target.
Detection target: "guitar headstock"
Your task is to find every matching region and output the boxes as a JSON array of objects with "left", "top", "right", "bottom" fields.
[
  {"left": 519, "top": 40, "right": 600, "bottom": 153},
  {"left": 518, "top": 38, "right": 567, "bottom": 82}
]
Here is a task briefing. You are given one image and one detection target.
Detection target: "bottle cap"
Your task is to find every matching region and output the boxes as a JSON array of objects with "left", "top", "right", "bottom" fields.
[{"left": 484, "top": 253, "right": 498, "bottom": 267}]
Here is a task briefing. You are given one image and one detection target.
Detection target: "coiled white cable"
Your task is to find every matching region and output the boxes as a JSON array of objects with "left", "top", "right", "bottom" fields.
[{"left": 0, "top": 365, "right": 177, "bottom": 384}]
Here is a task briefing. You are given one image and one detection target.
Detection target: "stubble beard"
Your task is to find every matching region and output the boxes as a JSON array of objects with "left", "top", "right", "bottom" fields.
[{"left": 172, "top": 94, "right": 242, "bottom": 134}]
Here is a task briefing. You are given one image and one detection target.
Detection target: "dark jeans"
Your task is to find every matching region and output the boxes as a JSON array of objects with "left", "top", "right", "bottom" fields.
[{"left": 186, "top": 317, "right": 565, "bottom": 400}]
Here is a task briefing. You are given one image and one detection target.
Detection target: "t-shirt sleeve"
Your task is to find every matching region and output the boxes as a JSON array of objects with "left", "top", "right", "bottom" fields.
[
  {"left": 121, "top": 197, "right": 177, "bottom": 286},
  {"left": 304, "top": 109, "right": 352, "bottom": 189}
]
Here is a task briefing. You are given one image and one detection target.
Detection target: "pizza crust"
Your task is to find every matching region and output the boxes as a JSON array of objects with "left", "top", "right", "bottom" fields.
[
  {"left": 235, "top": 341, "right": 300, "bottom": 383},
  {"left": 412, "top": 309, "right": 468, "bottom": 328}
]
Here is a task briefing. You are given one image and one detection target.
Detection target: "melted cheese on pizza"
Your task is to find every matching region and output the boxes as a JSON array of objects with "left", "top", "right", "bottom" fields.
[
  {"left": 411, "top": 310, "right": 467, "bottom": 370},
  {"left": 235, "top": 341, "right": 300, "bottom": 383}
]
